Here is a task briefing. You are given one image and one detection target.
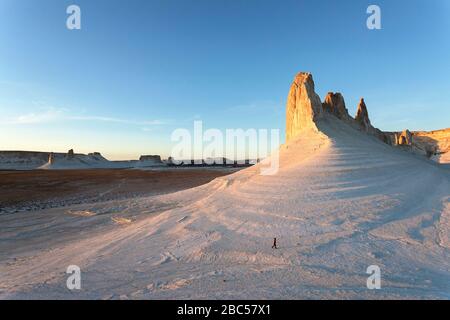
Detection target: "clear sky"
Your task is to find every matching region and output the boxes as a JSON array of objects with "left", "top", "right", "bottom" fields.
[{"left": 0, "top": 0, "right": 449, "bottom": 160}]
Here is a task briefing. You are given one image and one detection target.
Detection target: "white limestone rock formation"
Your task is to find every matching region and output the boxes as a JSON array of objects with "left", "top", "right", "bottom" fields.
[{"left": 285, "top": 72, "right": 323, "bottom": 142}]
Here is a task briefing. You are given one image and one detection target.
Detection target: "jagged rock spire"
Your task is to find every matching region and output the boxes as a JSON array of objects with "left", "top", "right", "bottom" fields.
[
  {"left": 322, "top": 92, "right": 350, "bottom": 121},
  {"left": 355, "top": 98, "right": 371, "bottom": 131},
  {"left": 285, "top": 72, "right": 323, "bottom": 142}
]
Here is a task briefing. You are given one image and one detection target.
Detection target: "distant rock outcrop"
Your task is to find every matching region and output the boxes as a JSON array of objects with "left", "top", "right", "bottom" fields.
[
  {"left": 413, "top": 129, "right": 450, "bottom": 162},
  {"left": 48, "top": 152, "right": 55, "bottom": 165},
  {"left": 396, "top": 130, "right": 413, "bottom": 146},
  {"left": 286, "top": 72, "right": 323, "bottom": 142},
  {"left": 66, "top": 149, "right": 75, "bottom": 160},
  {"left": 88, "top": 152, "right": 107, "bottom": 161},
  {"left": 0, "top": 151, "right": 167, "bottom": 170},
  {"left": 139, "top": 155, "right": 162, "bottom": 163}
]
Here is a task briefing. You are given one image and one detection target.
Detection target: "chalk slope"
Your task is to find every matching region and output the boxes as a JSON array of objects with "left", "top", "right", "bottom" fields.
[{"left": 1, "top": 113, "right": 449, "bottom": 299}]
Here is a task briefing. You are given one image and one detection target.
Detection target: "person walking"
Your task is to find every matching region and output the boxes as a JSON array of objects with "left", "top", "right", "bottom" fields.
[{"left": 272, "top": 237, "right": 277, "bottom": 249}]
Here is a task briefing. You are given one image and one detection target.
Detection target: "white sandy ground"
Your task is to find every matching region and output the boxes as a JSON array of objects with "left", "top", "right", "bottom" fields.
[{"left": 0, "top": 114, "right": 449, "bottom": 299}]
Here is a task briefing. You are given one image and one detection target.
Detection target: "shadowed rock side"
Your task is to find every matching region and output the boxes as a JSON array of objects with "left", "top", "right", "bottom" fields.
[{"left": 413, "top": 129, "right": 450, "bottom": 162}]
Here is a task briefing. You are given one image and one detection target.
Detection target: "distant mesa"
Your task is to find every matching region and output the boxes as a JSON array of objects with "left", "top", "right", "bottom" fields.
[
  {"left": 0, "top": 149, "right": 166, "bottom": 170},
  {"left": 139, "top": 155, "right": 162, "bottom": 163},
  {"left": 88, "top": 152, "right": 107, "bottom": 161},
  {"left": 66, "top": 149, "right": 75, "bottom": 160},
  {"left": 40, "top": 149, "right": 113, "bottom": 169},
  {"left": 285, "top": 71, "right": 450, "bottom": 163}
]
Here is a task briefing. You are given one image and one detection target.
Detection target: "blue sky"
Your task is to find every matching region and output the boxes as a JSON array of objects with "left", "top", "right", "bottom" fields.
[{"left": 0, "top": 0, "right": 449, "bottom": 159}]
